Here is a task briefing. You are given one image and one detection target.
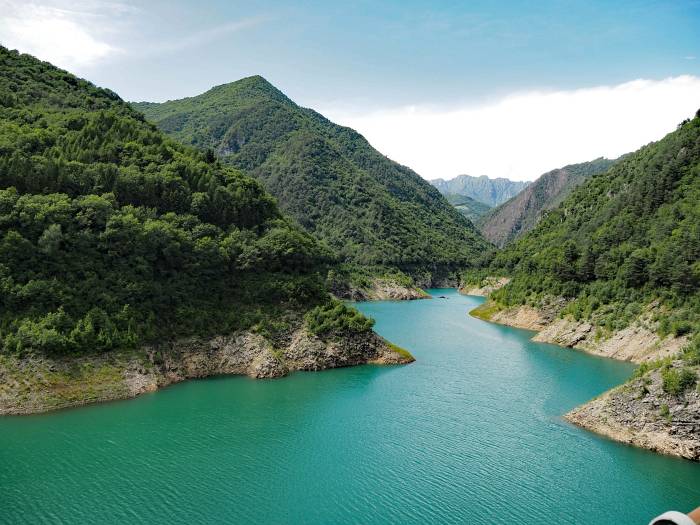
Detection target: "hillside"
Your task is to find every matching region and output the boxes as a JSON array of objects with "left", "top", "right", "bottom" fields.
[
  {"left": 465, "top": 112, "right": 700, "bottom": 458},
  {"left": 481, "top": 112, "right": 700, "bottom": 334},
  {"left": 430, "top": 174, "right": 529, "bottom": 207},
  {"left": 478, "top": 158, "right": 616, "bottom": 247},
  {"left": 443, "top": 193, "right": 492, "bottom": 222},
  {"left": 133, "top": 78, "right": 489, "bottom": 284},
  {"left": 0, "top": 47, "right": 410, "bottom": 412}
]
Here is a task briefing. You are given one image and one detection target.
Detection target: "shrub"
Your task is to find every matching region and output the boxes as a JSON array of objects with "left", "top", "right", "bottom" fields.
[
  {"left": 671, "top": 320, "right": 693, "bottom": 337},
  {"left": 661, "top": 366, "right": 697, "bottom": 396},
  {"left": 304, "top": 301, "right": 375, "bottom": 337}
]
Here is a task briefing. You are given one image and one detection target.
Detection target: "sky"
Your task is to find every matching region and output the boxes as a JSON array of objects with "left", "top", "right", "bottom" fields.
[{"left": 1, "top": 0, "right": 698, "bottom": 180}]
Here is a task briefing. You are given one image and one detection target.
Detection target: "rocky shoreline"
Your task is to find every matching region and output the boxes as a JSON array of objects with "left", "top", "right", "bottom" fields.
[
  {"left": 0, "top": 328, "right": 413, "bottom": 416},
  {"left": 459, "top": 277, "right": 511, "bottom": 297},
  {"left": 342, "top": 278, "right": 431, "bottom": 301},
  {"left": 470, "top": 299, "right": 686, "bottom": 364},
  {"left": 565, "top": 364, "right": 700, "bottom": 461},
  {"left": 465, "top": 284, "right": 698, "bottom": 461}
]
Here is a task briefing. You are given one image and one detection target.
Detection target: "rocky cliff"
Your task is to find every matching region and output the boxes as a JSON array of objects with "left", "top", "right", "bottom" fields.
[
  {"left": 566, "top": 363, "right": 700, "bottom": 461},
  {"left": 459, "top": 277, "right": 510, "bottom": 297},
  {"left": 478, "top": 158, "right": 616, "bottom": 247},
  {"left": 469, "top": 299, "right": 685, "bottom": 364},
  {"left": 431, "top": 175, "right": 530, "bottom": 207},
  {"left": 0, "top": 329, "right": 413, "bottom": 415}
]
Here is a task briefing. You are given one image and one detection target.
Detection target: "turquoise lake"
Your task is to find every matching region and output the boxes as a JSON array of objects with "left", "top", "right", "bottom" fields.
[{"left": 1, "top": 289, "right": 699, "bottom": 524}]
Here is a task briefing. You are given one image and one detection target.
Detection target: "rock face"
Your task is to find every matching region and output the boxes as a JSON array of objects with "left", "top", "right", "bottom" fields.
[
  {"left": 459, "top": 277, "right": 511, "bottom": 297},
  {"left": 470, "top": 299, "right": 684, "bottom": 364},
  {"left": 533, "top": 318, "right": 688, "bottom": 364},
  {"left": 0, "top": 329, "right": 413, "bottom": 415},
  {"left": 430, "top": 175, "right": 530, "bottom": 207},
  {"left": 341, "top": 278, "right": 431, "bottom": 301},
  {"left": 566, "top": 364, "right": 700, "bottom": 461},
  {"left": 478, "top": 158, "right": 616, "bottom": 247}
]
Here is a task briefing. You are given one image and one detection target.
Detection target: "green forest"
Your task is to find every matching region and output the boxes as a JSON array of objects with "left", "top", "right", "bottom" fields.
[
  {"left": 134, "top": 77, "right": 489, "bottom": 281},
  {"left": 468, "top": 111, "right": 700, "bottom": 337},
  {"left": 0, "top": 46, "right": 366, "bottom": 356},
  {"left": 3, "top": 43, "right": 699, "bottom": 364}
]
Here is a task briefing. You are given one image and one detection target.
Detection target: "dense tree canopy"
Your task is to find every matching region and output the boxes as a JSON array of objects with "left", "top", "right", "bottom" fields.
[
  {"left": 0, "top": 47, "right": 334, "bottom": 355},
  {"left": 476, "top": 111, "right": 700, "bottom": 334},
  {"left": 134, "top": 77, "right": 490, "bottom": 279}
]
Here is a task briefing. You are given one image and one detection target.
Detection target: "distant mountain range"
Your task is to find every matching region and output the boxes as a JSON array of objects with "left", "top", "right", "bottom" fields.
[
  {"left": 478, "top": 158, "right": 617, "bottom": 247},
  {"left": 134, "top": 77, "right": 489, "bottom": 281},
  {"left": 430, "top": 175, "right": 530, "bottom": 208}
]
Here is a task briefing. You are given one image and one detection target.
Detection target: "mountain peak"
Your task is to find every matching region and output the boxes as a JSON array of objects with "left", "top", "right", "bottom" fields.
[
  {"left": 431, "top": 174, "right": 530, "bottom": 207},
  {"left": 204, "top": 75, "right": 291, "bottom": 105}
]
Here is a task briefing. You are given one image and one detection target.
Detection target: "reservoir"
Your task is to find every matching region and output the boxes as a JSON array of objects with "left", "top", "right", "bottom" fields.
[{"left": 1, "top": 289, "right": 699, "bottom": 523}]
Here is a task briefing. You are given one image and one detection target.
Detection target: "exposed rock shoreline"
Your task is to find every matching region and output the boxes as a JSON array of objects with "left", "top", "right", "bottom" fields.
[
  {"left": 342, "top": 278, "right": 430, "bottom": 301},
  {"left": 566, "top": 364, "right": 700, "bottom": 461},
  {"left": 459, "top": 277, "right": 511, "bottom": 297},
  {"left": 471, "top": 299, "right": 686, "bottom": 364},
  {"left": 465, "top": 286, "right": 698, "bottom": 461},
  {"left": 0, "top": 329, "right": 413, "bottom": 416}
]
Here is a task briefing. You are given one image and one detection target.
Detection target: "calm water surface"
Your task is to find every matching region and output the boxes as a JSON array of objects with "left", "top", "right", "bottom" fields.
[{"left": 1, "top": 289, "right": 699, "bottom": 524}]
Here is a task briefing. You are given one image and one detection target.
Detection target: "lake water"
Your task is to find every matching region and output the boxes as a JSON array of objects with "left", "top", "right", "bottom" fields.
[{"left": 1, "top": 289, "right": 699, "bottom": 524}]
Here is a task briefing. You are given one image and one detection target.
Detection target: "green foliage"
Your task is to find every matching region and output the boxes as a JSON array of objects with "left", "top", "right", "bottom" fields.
[
  {"left": 442, "top": 193, "right": 492, "bottom": 222},
  {"left": 469, "top": 301, "right": 503, "bottom": 321},
  {"left": 385, "top": 341, "right": 414, "bottom": 361},
  {"left": 134, "top": 76, "right": 491, "bottom": 278},
  {"left": 661, "top": 366, "right": 697, "bottom": 396},
  {"left": 478, "top": 111, "right": 700, "bottom": 336},
  {"left": 631, "top": 357, "right": 671, "bottom": 380},
  {"left": 304, "top": 301, "right": 375, "bottom": 337},
  {"left": 681, "top": 335, "right": 700, "bottom": 365},
  {"left": 0, "top": 47, "right": 331, "bottom": 356}
]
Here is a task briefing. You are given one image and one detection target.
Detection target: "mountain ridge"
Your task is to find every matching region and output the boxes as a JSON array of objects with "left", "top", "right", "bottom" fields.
[
  {"left": 0, "top": 47, "right": 411, "bottom": 413},
  {"left": 133, "top": 75, "right": 490, "bottom": 282},
  {"left": 430, "top": 174, "right": 530, "bottom": 207},
  {"left": 477, "top": 157, "right": 617, "bottom": 247}
]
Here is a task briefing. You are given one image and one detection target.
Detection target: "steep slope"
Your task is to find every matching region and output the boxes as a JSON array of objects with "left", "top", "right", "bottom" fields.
[
  {"left": 478, "top": 158, "right": 616, "bottom": 247},
  {"left": 430, "top": 174, "right": 529, "bottom": 207},
  {"left": 133, "top": 77, "right": 489, "bottom": 282},
  {"left": 489, "top": 115, "right": 699, "bottom": 323},
  {"left": 443, "top": 193, "right": 492, "bottom": 222},
  {"left": 465, "top": 112, "right": 700, "bottom": 459},
  {"left": 0, "top": 48, "right": 410, "bottom": 414}
]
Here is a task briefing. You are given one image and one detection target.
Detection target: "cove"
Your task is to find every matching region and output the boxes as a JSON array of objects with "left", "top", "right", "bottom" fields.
[{"left": 1, "top": 289, "right": 699, "bottom": 524}]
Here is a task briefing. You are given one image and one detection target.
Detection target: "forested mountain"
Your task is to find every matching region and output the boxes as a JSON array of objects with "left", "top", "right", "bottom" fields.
[
  {"left": 0, "top": 47, "right": 354, "bottom": 356},
  {"left": 133, "top": 77, "right": 489, "bottom": 281},
  {"left": 443, "top": 193, "right": 492, "bottom": 222},
  {"left": 478, "top": 158, "right": 616, "bottom": 247},
  {"left": 481, "top": 111, "right": 700, "bottom": 336},
  {"left": 430, "top": 174, "right": 529, "bottom": 207}
]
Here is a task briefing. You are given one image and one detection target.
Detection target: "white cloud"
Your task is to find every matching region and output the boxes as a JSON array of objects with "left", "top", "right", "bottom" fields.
[
  {"left": 0, "top": 1, "right": 125, "bottom": 69},
  {"left": 142, "top": 17, "right": 267, "bottom": 57},
  {"left": 323, "top": 76, "right": 700, "bottom": 181}
]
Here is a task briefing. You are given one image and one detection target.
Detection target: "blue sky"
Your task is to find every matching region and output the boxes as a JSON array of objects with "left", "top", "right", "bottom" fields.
[{"left": 2, "top": 0, "right": 699, "bottom": 179}]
